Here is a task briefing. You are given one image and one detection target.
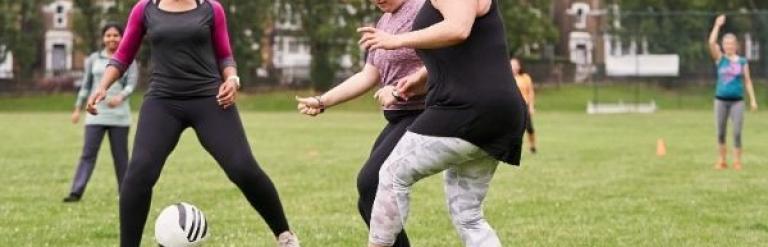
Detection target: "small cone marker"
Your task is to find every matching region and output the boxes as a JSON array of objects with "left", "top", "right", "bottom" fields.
[{"left": 656, "top": 138, "right": 667, "bottom": 157}]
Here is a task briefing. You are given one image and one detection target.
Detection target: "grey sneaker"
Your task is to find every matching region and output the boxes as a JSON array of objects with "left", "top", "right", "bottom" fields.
[{"left": 277, "top": 231, "right": 300, "bottom": 247}]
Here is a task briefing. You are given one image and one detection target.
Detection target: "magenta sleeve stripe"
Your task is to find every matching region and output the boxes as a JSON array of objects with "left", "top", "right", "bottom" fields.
[
  {"left": 110, "top": 0, "right": 150, "bottom": 74},
  {"left": 210, "top": 0, "right": 236, "bottom": 68}
]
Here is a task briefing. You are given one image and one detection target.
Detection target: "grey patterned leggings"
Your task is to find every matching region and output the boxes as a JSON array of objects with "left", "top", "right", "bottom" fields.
[
  {"left": 715, "top": 99, "right": 744, "bottom": 148},
  {"left": 369, "top": 131, "right": 501, "bottom": 247}
]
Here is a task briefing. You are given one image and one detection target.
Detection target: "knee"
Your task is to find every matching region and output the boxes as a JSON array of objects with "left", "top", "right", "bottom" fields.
[
  {"left": 357, "top": 167, "right": 379, "bottom": 197},
  {"left": 449, "top": 207, "right": 485, "bottom": 228},
  {"left": 223, "top": 156, "right": 262, "bottom": 186},
  {"left": 123, "top": 158, "right": 159, "bottom": 191}
]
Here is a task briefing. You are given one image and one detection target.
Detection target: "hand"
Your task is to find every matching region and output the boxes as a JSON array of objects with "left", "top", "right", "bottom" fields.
[
  {"left": 107, "top": 94, "right": 124, "bottom": 108},
  {"left": 71, "top": 109, "right": 80, "bottom": 124},
  {"left": 295, "top": 96, "right": 324, "bottom": 117},
  {"left": 750, "top": 101, "right": 758, "bottom": 112},
  {"left": 374, "top": 86, "right": 398, "bottom": 108},
  {"left": 86, "top": 87, "right": 107, "bottom": 115},
  {"left": 357, "top": 27, "right": 403, "bottom": 51},
  {"left": 395, "top": 73, "right": 422, "bottom": 99},
  {"left": 529, "top": 106, "right": 536, "bottom": 115},
  {"left": 715, "top": 15, "right": 726, "bottom": 27},
  {"left": 217, "top": 80, "right": 238, "bottom": 109}
]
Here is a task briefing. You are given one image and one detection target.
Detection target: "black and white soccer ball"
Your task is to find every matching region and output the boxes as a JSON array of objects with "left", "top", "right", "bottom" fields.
[{"left": 154, "top": 202, "right": 209, "bottom": 247}]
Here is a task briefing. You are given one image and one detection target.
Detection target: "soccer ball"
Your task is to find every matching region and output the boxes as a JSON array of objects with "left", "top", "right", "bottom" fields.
[{"left": 155, "top": 202, "right": 209, "bottom": 247}]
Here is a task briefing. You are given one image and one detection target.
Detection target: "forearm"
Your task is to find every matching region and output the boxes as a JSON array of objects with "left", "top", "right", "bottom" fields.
[
  {"left": 398, "top": 21, "right": 470, "bottom": 49},
  {"left": 709, "top": 25, "right": 721, "bottom": 45},
  {"left": 75, "top": 87, "right": 90, "bottom": 108},
  {"left": 409, "top": 67, "right": 429, "bottom": 96},
  {"left": 222, "top": 66, "right": 237, "bottom": 81},
  {"left": 120, "top": 64, "right": 139, "bottom": 97},
  {"left": 746, "top": 80, "right": 757, "bottom": 102},
  {"left": 321, "top": 71, "right": 378, "bottom": 107},
  {"left": 97, "top": 66, "right": 123, "bottom": 92}
]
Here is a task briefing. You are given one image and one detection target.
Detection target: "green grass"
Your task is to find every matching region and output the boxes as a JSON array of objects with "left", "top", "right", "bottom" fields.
[
  {"left": 2, "top": 83, "right": 767, "bottom": 112},
  {"left": 1, "top": 110, "right": 767, "bottom": 246}
]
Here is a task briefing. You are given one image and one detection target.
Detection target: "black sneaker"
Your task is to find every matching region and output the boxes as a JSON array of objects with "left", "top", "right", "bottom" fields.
[
  {"left": 62, "top": 194, "right": 81, "bottom": 203},
  {"left": 530, "top": 147, "right": 537, "bottom": 154}
]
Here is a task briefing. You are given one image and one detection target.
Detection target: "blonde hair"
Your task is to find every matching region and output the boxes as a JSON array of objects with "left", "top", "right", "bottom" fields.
[{"left": 723, "top": 33, "right": 738, "bottom": 42}]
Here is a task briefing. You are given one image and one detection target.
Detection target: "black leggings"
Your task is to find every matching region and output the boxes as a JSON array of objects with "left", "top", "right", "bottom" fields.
[
  {"left": 120, "top": 97, "right": 289, "bottom": 247},
  {"left": 357, "top": 110, "right": 422, "bottom": 247}
]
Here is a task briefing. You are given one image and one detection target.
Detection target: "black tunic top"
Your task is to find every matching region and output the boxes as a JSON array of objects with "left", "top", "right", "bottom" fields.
[{"left": 409, "top": 0, "right": 526, "bottom": 165}]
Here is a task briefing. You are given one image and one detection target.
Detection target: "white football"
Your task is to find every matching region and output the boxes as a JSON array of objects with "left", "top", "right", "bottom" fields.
[{"left": 155, "top": 202, "right": 209, "bottom": 247}]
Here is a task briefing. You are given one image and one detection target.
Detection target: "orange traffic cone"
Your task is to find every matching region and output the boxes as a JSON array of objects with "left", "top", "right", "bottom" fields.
[{"left": 656, "top": 138, "right": 667, "bottom": 157}]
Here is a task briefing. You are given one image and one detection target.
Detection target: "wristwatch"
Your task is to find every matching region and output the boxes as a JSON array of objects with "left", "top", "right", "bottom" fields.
[{"left": 226, "top": 75, "right": 241, "bottom": 89}]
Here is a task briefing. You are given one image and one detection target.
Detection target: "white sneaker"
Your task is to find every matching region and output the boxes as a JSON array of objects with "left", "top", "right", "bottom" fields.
[{"left": 277, "top": 231, "right": 300, "bottom": 247}]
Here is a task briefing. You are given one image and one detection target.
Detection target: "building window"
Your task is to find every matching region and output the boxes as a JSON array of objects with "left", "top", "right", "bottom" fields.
[{"left": 56, "top": 5, "right": 64, "bottom": 14}]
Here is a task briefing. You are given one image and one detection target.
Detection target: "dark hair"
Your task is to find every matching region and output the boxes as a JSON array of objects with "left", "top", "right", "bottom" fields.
[
  {"left": 101, "top": 22, "right": 124, "bottom": 37},
  {"left": 510, "top": 57, "right": 526, "bottom": 75}
]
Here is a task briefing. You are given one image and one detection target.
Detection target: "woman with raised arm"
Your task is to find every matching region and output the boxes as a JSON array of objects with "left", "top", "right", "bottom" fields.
[
  {"left": 85, "top": 0, "right": 299, "bottom": 246},
  {"left": 357, "top": 0, "right": 526, "bottom": 246},
  {"left": 707, "top": 14, "right": 758, "bottom": 170}
]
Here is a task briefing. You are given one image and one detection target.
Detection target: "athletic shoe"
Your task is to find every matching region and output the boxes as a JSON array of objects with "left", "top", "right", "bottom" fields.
[
  {"left": 733, "top": 161, "right": 742, "bottom": 170},
  {"left": 277, "top": 231, "right": 300, "bottom": 247},
  {"left": 62, "top": 194, "right": 81, "bottom": 203},
  {"left": 714, "top": 162, "right": 727, "bottom": 170},
  {"left": 530, "top": 147, "right": 537, "bottom": 154}
]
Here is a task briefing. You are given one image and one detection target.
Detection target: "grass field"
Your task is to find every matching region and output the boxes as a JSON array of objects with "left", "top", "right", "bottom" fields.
[{"left": 1, "top": 108, "right": 767, "bottom": 246}]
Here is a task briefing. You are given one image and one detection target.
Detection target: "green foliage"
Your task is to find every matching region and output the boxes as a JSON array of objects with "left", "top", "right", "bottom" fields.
[
  {"left": 220, "top": 0, "right": 274, "bottom": 85},
  {"left": 499, "top": 0, "right": 559, "bottom": 56},
  {"left": 610, "top": 0, "right": 768, "bottom": 74},
  {"left": 279, "top": 0, "right": 377, "bottom": 90}
]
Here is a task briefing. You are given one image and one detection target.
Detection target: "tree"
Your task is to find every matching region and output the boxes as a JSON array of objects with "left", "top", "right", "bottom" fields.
[
  {"left": 279, "top": 0, "right": 377, "bottom": 90},
  {"left": 72, "top": 0, "right": 100, "bottom": 54},
  {"left": 610, "top": 0, "right": 768, "bottom": 75},
  {"left": 220, "top": 0, "right": 274, "bottom": 86},
  {"left": 8, "top": 0, "right": 46, "bottom": 79},
  {"left": 499, "top": 0, "right": 559, "bottom": 56}
]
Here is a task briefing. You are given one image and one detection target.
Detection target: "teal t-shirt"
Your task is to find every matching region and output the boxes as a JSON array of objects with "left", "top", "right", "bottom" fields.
[{"left": 715, "top": 56, "right": 746, "bottom": 100}]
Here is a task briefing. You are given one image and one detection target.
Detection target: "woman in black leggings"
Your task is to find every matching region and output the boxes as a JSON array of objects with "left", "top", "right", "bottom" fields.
[{"left": 86, "top": 0, "right": 298, "bottom": 246}]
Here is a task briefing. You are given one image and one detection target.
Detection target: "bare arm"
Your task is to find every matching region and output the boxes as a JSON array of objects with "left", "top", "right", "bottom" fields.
[
  {"left": 529, "top": 79, "right": 536, "bottom": 110},
  {"left": 743, "top": 64, "right": 758, "bottom": 111},
  {"left": 295, "top": 64, "right": 380, "bottom": 116},
  {"left": 397, "top": 66, "right": 428, "bottom": 98},
  {"left": 358, "top": 0, "right": 488, "bottom": 50},
  {"left": 320, "top": 64, "right": 380, "bottom": 108},
  {"left": 709, "top": 15, "right": 725, "bottom": 62}
]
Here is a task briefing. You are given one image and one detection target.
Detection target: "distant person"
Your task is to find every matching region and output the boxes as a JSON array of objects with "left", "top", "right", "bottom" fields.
[
  {"left": 64, "top": 23, "right": 137, "bottom": 203},
  {"left": 707, "top": 14, "right": 758, "bottom": 170},
  {"left": 511, "top": 58, "right": 537, "bottom": 153}
]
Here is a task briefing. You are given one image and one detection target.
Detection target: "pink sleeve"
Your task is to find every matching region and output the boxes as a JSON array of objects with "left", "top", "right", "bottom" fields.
[
  {"left": 210, "top": 0, "right": 236, "bottom": 69},
  {"left": 108, "top": 0, "right": 149, "bottom": 74}
]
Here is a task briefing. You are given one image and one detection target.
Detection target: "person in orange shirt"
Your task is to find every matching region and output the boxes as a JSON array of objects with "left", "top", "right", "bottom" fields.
[{"left": 511, "top": 58, "right": 537, "bottom": 153}]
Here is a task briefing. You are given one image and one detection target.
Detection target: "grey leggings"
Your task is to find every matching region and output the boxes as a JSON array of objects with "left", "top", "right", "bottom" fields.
[
  {"left": 715, "top": 99, "right": 744, "bottom": 148},
  {"left": 369, "top": 132, "right": 500, "bottom": 247}
]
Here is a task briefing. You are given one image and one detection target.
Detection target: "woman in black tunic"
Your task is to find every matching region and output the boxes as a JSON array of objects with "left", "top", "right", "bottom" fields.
[{"left": 358, "top": 0, "right": 525, "bottom": 246}]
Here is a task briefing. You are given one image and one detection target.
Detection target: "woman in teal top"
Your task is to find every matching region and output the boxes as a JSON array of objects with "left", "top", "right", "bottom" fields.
[
  {"left": 708, "top": 15, "right": 758, "bottom": 171},
  {"left": 64, "top": 23, "right": 138, "bottom": 202}
]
